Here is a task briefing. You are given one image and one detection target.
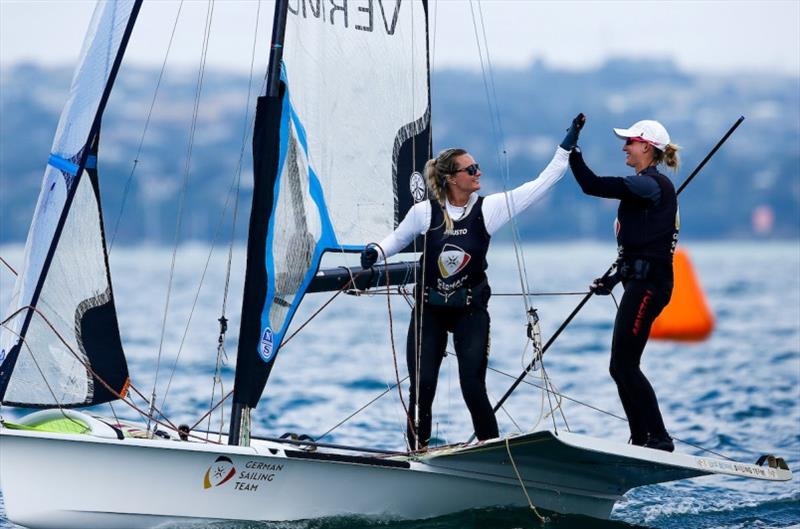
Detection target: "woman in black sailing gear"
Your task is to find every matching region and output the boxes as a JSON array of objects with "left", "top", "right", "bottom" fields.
[
  {"left": 569, "top": 118, "right": 680, "bottom": 452},
  {"left": 361, "top": 115, "right": 585, "bottom": 451}
]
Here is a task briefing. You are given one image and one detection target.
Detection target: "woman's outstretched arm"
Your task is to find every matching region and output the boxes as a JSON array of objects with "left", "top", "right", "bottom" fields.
[{"left": 482, "top": 146, "right": 570, "bottom": 235}]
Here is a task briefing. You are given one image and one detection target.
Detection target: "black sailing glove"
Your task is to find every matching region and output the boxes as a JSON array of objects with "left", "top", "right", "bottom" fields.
[
  {"left": 360, "top": 244, "right": 379, "bottom": 269},
  {"left": 591, "top": 263, "right": 621, "bottom": 295},
  {"left": 560, "top": 113, "right": 586, "bottom": 151}
]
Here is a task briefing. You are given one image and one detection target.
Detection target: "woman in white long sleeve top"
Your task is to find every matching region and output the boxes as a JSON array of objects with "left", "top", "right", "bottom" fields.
[{"left": 361, "top": 115, "right": 584, "bottom": 450}]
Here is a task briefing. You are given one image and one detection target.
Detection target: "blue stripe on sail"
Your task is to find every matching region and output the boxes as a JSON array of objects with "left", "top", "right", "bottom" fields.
[
  {"left": 260, "top": 94, "right": 291, "bottom": 363},
  {"left": 47, "top": 154, "right": 79, "bottom": 176},
  {"left": 47, "top": 154, "right": 96, "bottom": 175},
  {"left": 259, "top": 67, "right": 340, "bottom": 364},
  {"left": 337, "top": 245, "right": 366, "bottom": 251}
]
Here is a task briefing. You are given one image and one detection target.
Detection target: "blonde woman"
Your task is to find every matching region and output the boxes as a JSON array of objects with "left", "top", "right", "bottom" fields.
[
  {"left": 569, "top": 118, "right": 680, "bottom": 452},
  {"left": 361, "top": 115, "right": 584, "bottom": 450}
]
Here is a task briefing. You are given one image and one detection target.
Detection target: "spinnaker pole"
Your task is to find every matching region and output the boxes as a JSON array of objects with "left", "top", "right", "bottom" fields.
[
  {"left": 481, "top": 116, "right": 746, "bottom": 438},
  {"left": 229, "top": 0, "right": 289, "bottom": 447}
]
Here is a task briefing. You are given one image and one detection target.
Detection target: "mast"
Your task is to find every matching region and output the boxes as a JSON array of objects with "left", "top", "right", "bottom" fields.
[{"left": 229, "top": 0, "right": 289, "bottom": 446}]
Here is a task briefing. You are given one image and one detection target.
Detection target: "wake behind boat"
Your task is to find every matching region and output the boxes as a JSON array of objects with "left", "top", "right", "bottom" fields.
[{"left": 0, "top": 1, "right": 792, "bottom": 528}]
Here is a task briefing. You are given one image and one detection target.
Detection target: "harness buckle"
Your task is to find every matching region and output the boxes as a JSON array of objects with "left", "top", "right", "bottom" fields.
[{"left": 424, "top": 286, "right": 470, "bottom": 307}]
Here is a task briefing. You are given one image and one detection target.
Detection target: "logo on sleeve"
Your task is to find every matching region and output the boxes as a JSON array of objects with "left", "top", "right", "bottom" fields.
[{"left": 437, "top": 244, "right": 471, "bottom": 278}]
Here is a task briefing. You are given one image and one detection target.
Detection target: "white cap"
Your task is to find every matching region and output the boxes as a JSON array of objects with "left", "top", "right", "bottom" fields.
[{"left": 613, "top": 120, "right": 670, "bottom": 150}]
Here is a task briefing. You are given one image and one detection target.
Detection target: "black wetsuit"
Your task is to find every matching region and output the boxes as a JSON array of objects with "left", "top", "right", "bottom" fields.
[
  {"left": 569, "top": 149, "right": 679, "bottom": 445},
  {"left": 407, "top": 197, "right": 499, "bottom": 449}
]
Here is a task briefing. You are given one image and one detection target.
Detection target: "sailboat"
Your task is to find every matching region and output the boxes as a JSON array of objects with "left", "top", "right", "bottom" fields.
[{"left": 0, "top": 1, "right": 791, "bottom": 528}]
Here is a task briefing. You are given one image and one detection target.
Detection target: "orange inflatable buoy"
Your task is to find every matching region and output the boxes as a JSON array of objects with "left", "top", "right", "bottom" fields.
[{"left": 650, "top": 247, "right": 714, "bottom": 341}]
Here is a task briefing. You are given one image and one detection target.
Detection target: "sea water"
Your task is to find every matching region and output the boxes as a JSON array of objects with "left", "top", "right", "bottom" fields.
[{"left": 0, "top": 241, "right": 798, "bottom": 529}]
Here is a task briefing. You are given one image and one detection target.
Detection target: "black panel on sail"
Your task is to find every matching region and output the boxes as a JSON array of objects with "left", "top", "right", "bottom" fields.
[
  {"left": 0, "top": 1, "right": 140, "bottom": 408},
  {"left": 232, "top": 90, "right": 284, "bottom": 409},
  {"left": 394, "top": 1, "right": 431, "bottom": 252},
  {"left": 78, "top": 150, "right": 130, "bottom": 405}
]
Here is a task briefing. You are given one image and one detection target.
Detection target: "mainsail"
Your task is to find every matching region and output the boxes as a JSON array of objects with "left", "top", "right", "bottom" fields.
[
  {"left": 232, "top": 0, "right": 431, "bottom": 413},
  {"left": 0, "top": 0, "right": 140, "bottom": 407}
]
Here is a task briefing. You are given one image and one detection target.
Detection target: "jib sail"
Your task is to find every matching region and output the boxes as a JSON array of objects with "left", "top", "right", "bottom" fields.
[{"left": 0, "top": 0, "right": 141, "bottom": 407}]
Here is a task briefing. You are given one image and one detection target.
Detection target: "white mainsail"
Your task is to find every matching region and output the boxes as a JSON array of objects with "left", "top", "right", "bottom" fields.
[{"left": 258, "top": 0, "right": 431, "bottom": 362}]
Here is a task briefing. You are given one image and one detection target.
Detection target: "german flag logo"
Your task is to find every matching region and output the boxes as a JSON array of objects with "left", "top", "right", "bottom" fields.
[
  {"left": 438, "top": 243, "right": 471, "bottom": 278},
  {"left": 204, "top": 456, "right": 236, "bottom": 489}
]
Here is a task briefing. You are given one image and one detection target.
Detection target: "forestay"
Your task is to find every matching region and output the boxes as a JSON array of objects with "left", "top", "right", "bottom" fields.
[{"left": 0, "top": 0, "right": 139, "bottom": 407}]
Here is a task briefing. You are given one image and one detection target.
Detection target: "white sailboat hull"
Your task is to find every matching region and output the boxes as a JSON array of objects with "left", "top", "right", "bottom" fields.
[
  {"left": 0, "top": 430, "right": 609, "bottom": 528},
  {"left": 1, "top": 421, "right": 790, "bottom": 529}
]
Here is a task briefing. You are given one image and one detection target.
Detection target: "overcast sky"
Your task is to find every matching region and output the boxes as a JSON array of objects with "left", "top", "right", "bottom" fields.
[{"left": 1, "top": 0, "right": 798, "bottom": 77}]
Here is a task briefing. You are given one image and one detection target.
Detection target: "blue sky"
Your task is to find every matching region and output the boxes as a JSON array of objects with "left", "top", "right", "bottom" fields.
[{"left": 1, "top": 1, "right": 798, "bottom": 76}]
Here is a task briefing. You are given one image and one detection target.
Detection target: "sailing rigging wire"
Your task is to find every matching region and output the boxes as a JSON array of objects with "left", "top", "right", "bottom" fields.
[
  {"left": 466, "top": 0, "right": 564, "bottom": 438},
  {"left": 351, "top": 288, "right": 589, "bottom": 297},
  {"left": 505, "top": 437, "right": 548, "bottom": 524},
  {"left": 509, "top": 337, "right": 568, "bottom": 434},
  {"left": 0, "top": 256, "right": 18, "bottom": 276},
  {"left": 307, "top": 335, "right": 735, "bottom": 460},
  {"left": 149, "top": 0, "right": 216, "bottom": 433},
  {"left": 0, "top": 325, "right": 78, "bottom": 426},
  {"left": 242, "top": 271, "right": 732, "bottom": 461},
  {"left": 316, "top": 376, "right": 409, "bottom": 442},
  {"left": 0, "top": 221, "right": 735, "bottom": 457},
  {"left": 280, "top": 283, "right": 351, "bottom": 348},
  {"left": 128, "top": 383, "right": 179, "bottom": 431},
  {"left": 402, "top": 0, "right": 437, "bottom": 452},
  {"left": 469, "top": 0, "right": 535, "bottom": 317},
  {"left": 108, "top": 1, "right": 185, "bottom": 252},
  {"left": 192, "top": 389, "right": 233, "bottom": 431},
  {"left": 154, "top": 0, "right": 265, "bottom": 441},
  {"left": 493, "top": 364, "right": 626, "bottom": 424},
  {"left": 278, "top": 247, "right": 419, "bottom": 448},
  {"left": 377, "top": 245, "right": 417, "bottom": 446},
  {"left": 410, "top": 0, "right": 422, "bottom": 450},
  {"left": 219, "top": 0, "right": 264, "bottom": 326},
  {"left": 489, "top": 387, "right": 523, "bottom": 433},
  {"left": 540, "top": 361, "right": 562, "bottom": 433},
  {"left": 0, "top": 307, "right": 218, "bottom": 442},
  {"left": 1, "top": 322, "right": 168, "bottom": 438}
]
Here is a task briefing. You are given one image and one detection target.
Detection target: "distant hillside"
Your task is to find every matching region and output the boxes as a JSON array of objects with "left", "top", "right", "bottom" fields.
[{"left": 1, "top": 59, "right": 798, "bottom": 244}]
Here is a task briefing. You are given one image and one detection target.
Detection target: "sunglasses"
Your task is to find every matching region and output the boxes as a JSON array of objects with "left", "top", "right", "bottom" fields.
[
  {"left": 454, "top": 163, "right": 480, "bottom": 176},
  {"left": 625, "top": 137, "right": 650, "bottom": 146}
]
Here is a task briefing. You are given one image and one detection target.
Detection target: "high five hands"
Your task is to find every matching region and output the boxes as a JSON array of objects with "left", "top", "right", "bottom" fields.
[{"left": 560, "top": 113, "right": 586, "bottom": 151}]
